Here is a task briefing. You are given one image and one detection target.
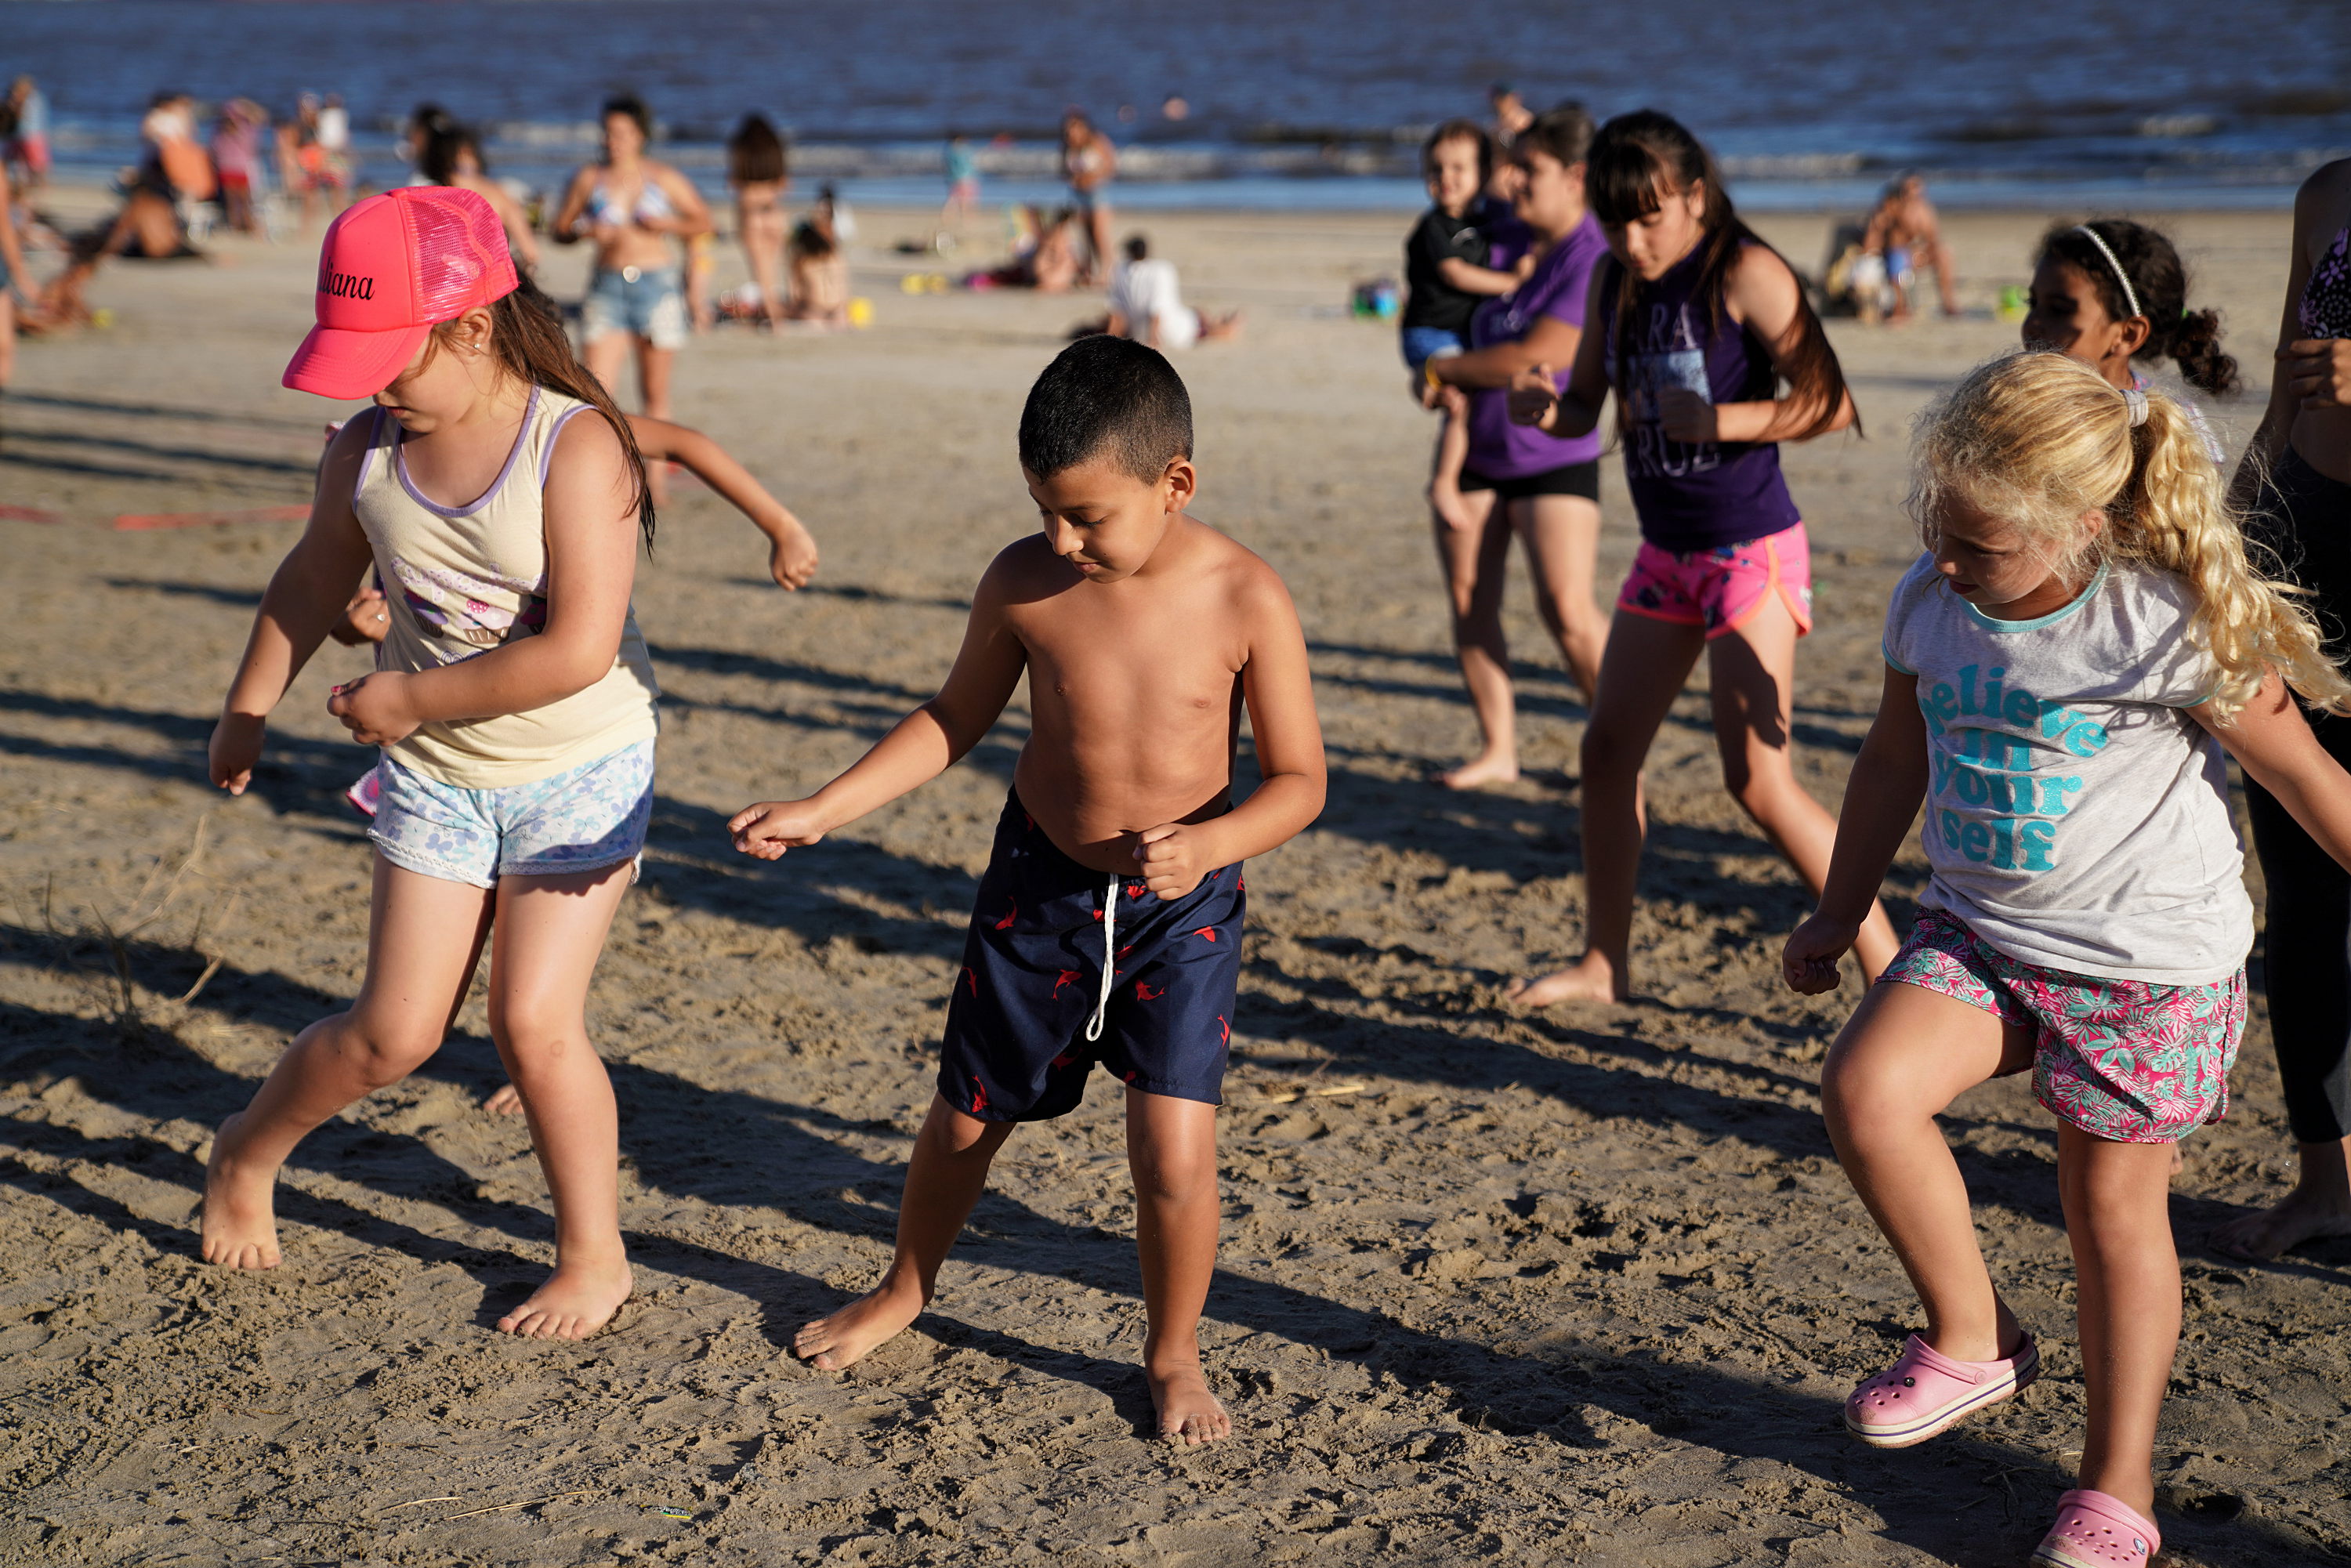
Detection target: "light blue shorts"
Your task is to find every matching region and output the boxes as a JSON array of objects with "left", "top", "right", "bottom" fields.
[
  {"left": 366, "top": 739, "right": 656, "bottom": 889},
  {"left": 582, "top": 266, "right": 688, "bottom": 351}
]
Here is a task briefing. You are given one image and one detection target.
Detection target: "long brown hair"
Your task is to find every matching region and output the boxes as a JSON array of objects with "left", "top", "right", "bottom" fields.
[
  {"left": 433, "top": 275, "right": 656, "bottom": 546},
  {"left": 1587, "top": 109, "right": 1850, "bottom": 441}
]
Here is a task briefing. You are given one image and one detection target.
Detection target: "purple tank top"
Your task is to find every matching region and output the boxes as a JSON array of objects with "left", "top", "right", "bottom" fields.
[
  {"left": 1465, "top": 212, "right": 1607, "bottom": 480},
  {"left": 1604, "top": 241, "right": 1803, "bottom": 552}
]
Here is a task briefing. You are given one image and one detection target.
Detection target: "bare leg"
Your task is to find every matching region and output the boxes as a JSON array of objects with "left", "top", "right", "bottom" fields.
[
  {"left": 581, "top": 331, "right": 631, "bottom": 405},
  {"left": 1705, "top": 595, "right": 1901, "bottom": 979},
  {"left": 1509, "top": 611, "right": 1701, "bottom": 1004},
  {"left": 2212, "top": 1135, "right": 2351, "bottom": 1258},
  {"left": 482, "top": 863, "right": 635, "bottom": 1339},
  {"left": 202, "top": 857, "right": 492, "bottom": 1268},
  {"left": 1128, "top": 1088, "right": 1230, "bottom": 1443},
  {"left": 637, "top": 339, "right": 675, "bottom": 506},
  {"left": 1430, "top": 487, "right": 1518, "bottom": 789},
  {"left": 1510, "top": 492, "right": 1606, "bottom": 704},
  {"left": 1929, "top": 238, "right": 1962, "bottom": 317},
  {"left": 2059, "top": 1126, "right": 2179, "bottom": 1516},
  {"left": 1427, "top": 389, "right": 1476, "bottom": 531},
  {"left": 1821, "top": 981, "right": 2030, "bottom": 1360},
  {"left": 0, "top": 293, "right": 14, "bottom": 395},
  {"left": 794, "top": 1092, "right": 1016, "bottom": 1369}
]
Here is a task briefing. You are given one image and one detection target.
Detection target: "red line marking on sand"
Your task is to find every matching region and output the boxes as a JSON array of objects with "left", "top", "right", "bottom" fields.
[
  {"left": 0, "top": 505, "right": 66, "bottom": 523},
  {"left": 113, "top": 505, "right": 311, "bottom": 531}
]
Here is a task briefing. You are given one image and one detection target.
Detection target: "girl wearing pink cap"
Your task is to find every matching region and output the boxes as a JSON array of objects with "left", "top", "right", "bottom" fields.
[{"left": 203, "top": 186, "right": 660, "bottom": 1341}]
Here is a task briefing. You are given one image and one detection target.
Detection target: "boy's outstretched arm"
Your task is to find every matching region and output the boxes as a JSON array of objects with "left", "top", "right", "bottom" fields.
[
  {"left": 730, "top": 556, "right": 1028, "bottom": 858},
  {"left": 627, "top": 415, "right": 819, "bottom": 590},
  {"left": 1783, "top": 668, "right": 1927, "bottom": 993},
  {"left": 1136, "top": 566, "right": 1325, "bottom": 899},
  {"left": 2196, "top": 673, "right": 2351, "bottom": 868}
]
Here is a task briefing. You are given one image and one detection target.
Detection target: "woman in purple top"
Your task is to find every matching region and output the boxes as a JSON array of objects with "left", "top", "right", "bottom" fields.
[
  {"left": 1423, "top": 105, "right": 1609, "bottom": 791},
  {"left": 1506, "top": 109, "right": 1897, "bottom": 1004}
]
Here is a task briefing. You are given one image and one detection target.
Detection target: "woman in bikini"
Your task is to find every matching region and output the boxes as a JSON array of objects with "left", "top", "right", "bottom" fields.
[{"left": 552, "top": 94, "right": 711, "bottom": 447}]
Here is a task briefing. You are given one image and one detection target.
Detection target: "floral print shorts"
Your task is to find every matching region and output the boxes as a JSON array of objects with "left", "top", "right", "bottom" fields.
[
  {"left": 1882, "top": 908, "right": 2244, "bottom": 1144},
  {"left": 365, "top": 739, "right": 655, "bottom": 889},
  {"left": 1617, "top": 522, "right": 1813, "bottom": 639}
]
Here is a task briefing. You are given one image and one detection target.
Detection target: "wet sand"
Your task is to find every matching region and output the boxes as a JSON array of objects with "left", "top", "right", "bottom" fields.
[{"left": 2, "top": 197, "right": 2345, "bottom": 1566}]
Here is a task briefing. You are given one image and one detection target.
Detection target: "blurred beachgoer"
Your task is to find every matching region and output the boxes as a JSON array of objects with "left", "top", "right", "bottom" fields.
[
  {"left": 211, "top": 100, "right": 267, "bottom": 235},
  {"left": 1103, "top": 235, "right": 1238, "bottom": 349},
  {"left": 1404, "top": 119, "right": 1535, "bottom": 533},
  {"left": 1421, "top": 107, "right": 1608, "bottom": 788},
  {"left": 5, "top": 78, "right": 49, "bottom": 191},
  {"left": 686, "top": 231, "right": 718, "bottom": 332},
  {"left": 784, "top": 194, "right": 849, "bottom": 326},
  {"left": 1784, "top": 350, "right": 2351, "bottom": 1568},
  {"left": 399, "top": 103, "right": 454, "bottom": 186},
  {"left": 290, "top": 93, "right": 351, "bottom": 230},
  {"left": 1061, "top": 111, "right": 1116, "bottom": 285},
  {"left": 0, "top": 166, "right": 28, "bottom": 425},
  {"left": 2212, "top": 158, "right": 2351, "bottom": 1262},
  {"left": 1502, "top": 108, "right": 1896, "bottom": 1003},
  {"left": 2024, "top": 219, "right": 2233, "bottom": 465},
  {"left": 942, "top": 134, "right": 979, "bottom": 233},
  {"left": 962, "top": 204, "right": 1078, "bottom": 293},
  {"left": 1860, "top": 173, "right": 1959, "bottom": 320},
  {"left": 421, "top": 124, "right": 539, "bottom": 271},
  {"left": 552, "top": 93, "right": 711, "bottom": 444},
  {"left": 728, "top": 114, "right": 789, "bottom": 330},
  {"left": 1488, "top": 83, "right": 1534, "bottom": 150}
]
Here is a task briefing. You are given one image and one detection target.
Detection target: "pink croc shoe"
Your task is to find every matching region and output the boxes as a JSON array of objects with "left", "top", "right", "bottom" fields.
[
  {"left": 2030, "top": 1489, "right": 2159, "bottom": 1567},
  {"left": 1844, "top": 1331, "right": 2038, "bottom": 1448}
]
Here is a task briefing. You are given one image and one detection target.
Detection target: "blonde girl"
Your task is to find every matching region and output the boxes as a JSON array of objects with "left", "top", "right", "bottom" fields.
[
  {"left": 204, "top": 187, "right": 659, "bottom": 1342},
  {"left": 1784, "top": 352, "right": 2351, "bottom": 1566}
]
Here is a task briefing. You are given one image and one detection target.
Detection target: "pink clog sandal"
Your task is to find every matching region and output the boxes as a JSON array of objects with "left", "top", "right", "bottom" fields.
[
  {"left": 2030, "top": 1489, "right": 2159, "bottom": 1567},
  {"left": 1844, "top": 1331, "right": 2038, "bottom": 1448}
]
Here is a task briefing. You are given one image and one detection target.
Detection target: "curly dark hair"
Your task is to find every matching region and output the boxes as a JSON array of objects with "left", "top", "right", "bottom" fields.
[{"left": 2038, "top": 219, "right": 2239, "bottom": 395}]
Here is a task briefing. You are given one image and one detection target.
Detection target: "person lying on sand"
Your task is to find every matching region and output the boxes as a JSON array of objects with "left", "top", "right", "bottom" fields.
[{"left": 727, "top": 337, "right": 1325, "bottom": 1444}]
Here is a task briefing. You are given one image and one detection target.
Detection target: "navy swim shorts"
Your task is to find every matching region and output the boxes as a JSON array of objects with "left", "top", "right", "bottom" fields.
[{"left": 940, "top": 789, "right": 1243, "bottom": 1121}]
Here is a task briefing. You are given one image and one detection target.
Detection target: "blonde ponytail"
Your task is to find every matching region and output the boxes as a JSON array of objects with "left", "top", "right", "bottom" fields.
[{"left": 1907, "top": 351, "right": 2351, "bottom": 720}]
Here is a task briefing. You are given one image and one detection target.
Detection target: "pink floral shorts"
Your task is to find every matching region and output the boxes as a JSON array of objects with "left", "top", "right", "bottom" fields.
[
  {"left": 1882, "top": 909, "right": 2244, "bottom": 1144},
  {"left": 1617, "top": 522, "right": 1813, "bottom": 639}
]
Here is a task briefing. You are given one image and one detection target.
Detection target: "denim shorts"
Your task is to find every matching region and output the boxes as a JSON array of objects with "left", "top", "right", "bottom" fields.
[
  {"left": 582, "top": 266, "right": 688, "bottom": 350},
  {"left": 366, "top": 739, "right": 656, "bottom": 889},
  {"left": 1400, "top": 324, "right": 1465, "bottom": 374}
]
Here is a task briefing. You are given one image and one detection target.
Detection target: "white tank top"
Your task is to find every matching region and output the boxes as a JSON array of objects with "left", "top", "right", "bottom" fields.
[{"left": 353, "top": 386, "right": 660, "bottom": 789}]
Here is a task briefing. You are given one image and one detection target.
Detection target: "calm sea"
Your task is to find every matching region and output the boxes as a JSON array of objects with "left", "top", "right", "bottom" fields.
[{"left": 4, "top": 0, "right": 2346, "bottom": 209}]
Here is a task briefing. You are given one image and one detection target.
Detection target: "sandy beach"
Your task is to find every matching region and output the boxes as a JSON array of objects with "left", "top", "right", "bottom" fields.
[{"left": 2, "top": 197, "right": 2345, "bottom": 1566}]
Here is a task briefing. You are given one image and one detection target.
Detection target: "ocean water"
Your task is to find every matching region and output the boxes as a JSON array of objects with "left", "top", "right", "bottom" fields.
[{"left": 3, "top": 0, "right": 2346, "bottom": 209}]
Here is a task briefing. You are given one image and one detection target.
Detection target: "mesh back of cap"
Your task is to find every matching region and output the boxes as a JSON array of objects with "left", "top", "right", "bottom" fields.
[{"left": 408, "top": 190, "right": 514, "bottom": 320}]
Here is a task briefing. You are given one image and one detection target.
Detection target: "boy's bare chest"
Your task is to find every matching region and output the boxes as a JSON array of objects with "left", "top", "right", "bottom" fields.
[{"left": 1011, "top": 593, "right": 1244, "bottom": 717}]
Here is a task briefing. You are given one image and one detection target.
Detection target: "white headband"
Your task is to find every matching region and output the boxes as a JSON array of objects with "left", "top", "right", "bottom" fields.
[
  {"left": 2120, "top": 386, "right": 2148, "bottom": 428},
  {"left": 2072, "top": 224, "right": 2143, "bottom": 322}
]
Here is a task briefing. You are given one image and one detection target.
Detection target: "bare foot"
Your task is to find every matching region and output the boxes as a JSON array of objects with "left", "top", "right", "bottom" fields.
[
  {"left": 2211, "top": 1187, "right": 2351, "bottom": 1261},
  {"left": 484, "top": 1082, "right": 525, "bottom": 1116},
  {"left": 1505, "top": 954, "right": 1625, "bottom": 1006},
  {"left": 793, "top": 1280, "right": 924, "bottom": 1371},
  {"left": 496, "top": 1255, "right": 632, "bottom": 1340},
  {"left": 1438, "top": 753, "right": 1519, "bottom": 791},
  {"left": 200, "top": 1112, "right": 283, "bottom": 1269},
  {"left": 1148, "top": 1356, "right": 1231, "bottom": 1445}
]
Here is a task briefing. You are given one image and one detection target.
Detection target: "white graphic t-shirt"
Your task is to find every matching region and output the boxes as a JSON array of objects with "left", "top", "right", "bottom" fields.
[{"left": 1882, "top": 553, "right": 2247, "bottom": 985}]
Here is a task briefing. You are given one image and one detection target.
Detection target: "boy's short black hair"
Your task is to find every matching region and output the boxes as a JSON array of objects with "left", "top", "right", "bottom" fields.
[{"left": 1019, "top": 337, "right": 1193, "bottom": 483}]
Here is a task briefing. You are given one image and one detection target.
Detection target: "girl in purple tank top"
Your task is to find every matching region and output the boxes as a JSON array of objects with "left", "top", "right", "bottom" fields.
[{"left": 1504, "top": 110, "right": 1897, "bottom": 1005}]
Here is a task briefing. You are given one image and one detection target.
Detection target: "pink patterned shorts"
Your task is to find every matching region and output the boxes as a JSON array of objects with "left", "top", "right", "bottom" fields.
[
  {"left": 1882, "top": 909, "right": 2244, "bottom": 1145},
  {"left": 1617, "top": 522, "right": 1813, "bottom": 639}
]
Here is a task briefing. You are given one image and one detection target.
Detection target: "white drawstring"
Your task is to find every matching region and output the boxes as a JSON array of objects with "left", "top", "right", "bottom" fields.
[{"left": 1085, "top": 872, "right": 1120, "bottom": 1041}]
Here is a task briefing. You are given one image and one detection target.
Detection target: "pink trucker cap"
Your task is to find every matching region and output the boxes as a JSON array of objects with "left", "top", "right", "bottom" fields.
[{"left": 282, "top": 186, "right": 519, "bottom": 399}]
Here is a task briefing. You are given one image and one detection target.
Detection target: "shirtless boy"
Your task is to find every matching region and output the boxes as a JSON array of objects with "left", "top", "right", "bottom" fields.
[{"left": 729, "top": 336, "right": 1324, "bottom": 1443}]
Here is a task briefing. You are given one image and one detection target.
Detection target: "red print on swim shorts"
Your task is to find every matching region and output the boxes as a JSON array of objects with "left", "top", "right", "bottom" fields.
[
  {"left": 962, "top": 966, "right": 979, "bottom": 998},
  {"left": 1135, "top": 983, "right": 1165, "bottom": 1002},
  {"left": 993, "top": 901, "right": 1018, "bottom": 931},
  {"left": 1192, "top": 927, "right": 1219, "bottom": 943},
  {"left": 1052, "top": 969, "right": 1081, "bottom": 997}
]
